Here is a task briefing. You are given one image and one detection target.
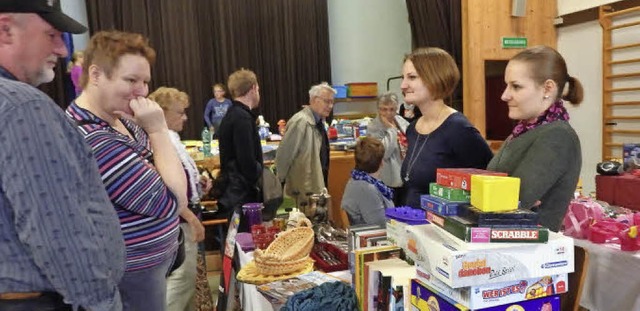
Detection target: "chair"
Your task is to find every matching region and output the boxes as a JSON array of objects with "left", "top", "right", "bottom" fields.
[{"left": 561, "top": 245, "right": 589, "bottom": 311}]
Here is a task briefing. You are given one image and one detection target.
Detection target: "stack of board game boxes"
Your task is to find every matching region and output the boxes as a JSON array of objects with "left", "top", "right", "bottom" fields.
[{"left": 406, "top": 168, "right": 574, "bottom": 310}]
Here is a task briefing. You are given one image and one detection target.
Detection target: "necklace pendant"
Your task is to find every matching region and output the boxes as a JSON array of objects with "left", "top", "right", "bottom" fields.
[{"left": 404, "top": 174, "right": 410, "bottom": 182}]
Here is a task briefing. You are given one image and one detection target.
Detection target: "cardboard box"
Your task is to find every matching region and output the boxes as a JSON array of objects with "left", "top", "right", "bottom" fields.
[
  {"left": 410, "top": 279, "right": 562, "bottom": 311},
  {"left": 420, "top": 194, "right": 469, "bottom": 216},
  {"left": 415, "top": 265, "right": 567, "bottom": 309},
  {"left": 346, "top": 82, "right": 378, "bottom": 98},
  {"left": 406, "top": 224, "right": 574, "bottom": 288},
  {"left": 205, "top": 250, "right": 222, "bottom": 272},
  {"left": 623, "top": 143, "right": 640, "bottom": 171},
  {"left": 595, "top": 174, "right": 640, "bottom": 211},
  {"left": 436, "top": 169, "right": 508, "bottom": 191},
  {"left": 470, "top": 175, "right": 520, "bottom": 212},
  {"left": 430, "top": 183, "right": 471, "bottom": 202}
]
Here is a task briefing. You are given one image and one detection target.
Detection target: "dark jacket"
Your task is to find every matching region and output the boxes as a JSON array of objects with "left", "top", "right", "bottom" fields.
[{"left": 216, "top": 101, "right": 263, "bottom": 219}]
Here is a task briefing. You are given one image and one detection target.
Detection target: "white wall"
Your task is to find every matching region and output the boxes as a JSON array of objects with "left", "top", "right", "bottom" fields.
[
  {"left": 327, "top": 0, "right": 412, "bottom": 94},
  {"left": 557, "top": 21, "right": 603, "bottom": 195},
  {"left": 558, "top": 0, "right": 623, "bottom": 15},
  {"left": 61, "top": 0, "right": 90, "bottom": 50}
]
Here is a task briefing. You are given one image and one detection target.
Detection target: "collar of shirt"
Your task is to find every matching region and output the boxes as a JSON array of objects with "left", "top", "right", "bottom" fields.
[
  {"left": 311, "top": 110, "right": 323, "bottom": 124},
  {"left": 0, "top": 66, "right": 18, "bottom": 81}
]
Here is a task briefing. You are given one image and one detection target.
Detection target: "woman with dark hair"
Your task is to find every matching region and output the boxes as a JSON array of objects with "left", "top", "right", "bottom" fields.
[
  {"left": 341, "top": 137, "right": 394, "bottom": 226},
  {"left": 488, "top": 45, "right": 583, "bottom": 231}
]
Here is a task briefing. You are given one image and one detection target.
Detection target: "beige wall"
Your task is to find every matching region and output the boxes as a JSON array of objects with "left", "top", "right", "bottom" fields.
[{"left": 558, "top": 0, "right": 624, "bottom": 15}]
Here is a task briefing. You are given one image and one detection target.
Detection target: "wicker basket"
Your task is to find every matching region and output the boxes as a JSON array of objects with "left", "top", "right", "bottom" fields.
[
  {"left": 254, "top": 255, "right": 314, "bottom": 276},
  {"left": 253, "top": 226, "right": 315, "bottom": 276},
  {"left": 257, "top": 227, "right": 314, "bottom": 261}
]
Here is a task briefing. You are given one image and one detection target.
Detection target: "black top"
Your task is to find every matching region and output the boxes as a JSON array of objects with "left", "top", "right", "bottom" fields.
[
  {"left": 217, "top": 101, "right": 263, "bottom": 218},
  {"left": 400, "top": 112, "right": 493, "bottom": 208}
]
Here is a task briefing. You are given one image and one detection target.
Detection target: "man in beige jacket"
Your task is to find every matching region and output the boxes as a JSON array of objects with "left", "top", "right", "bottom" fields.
[{"left": 276, "top": 82, "right": 336, "bottom": 204}]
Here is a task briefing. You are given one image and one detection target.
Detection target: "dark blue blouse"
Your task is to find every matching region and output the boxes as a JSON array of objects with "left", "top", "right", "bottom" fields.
[{"left": 401, "top": 112, "right": 493, "bottom": 208}]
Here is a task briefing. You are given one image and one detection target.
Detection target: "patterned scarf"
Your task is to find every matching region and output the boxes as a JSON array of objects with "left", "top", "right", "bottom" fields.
[
  {"left": 511, "top": 100, "right": 569, "bottom": 139},
  {"left": 169, "top": 131, "right": 202, "bottom": 203},
  {"left": 351, "top": 169, "right": 394, "bottom": 201}
]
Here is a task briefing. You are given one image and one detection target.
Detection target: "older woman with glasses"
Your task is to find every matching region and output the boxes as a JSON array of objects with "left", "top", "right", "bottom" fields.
[{"left": 366, "top": 92, "right": 409, "bottom": 205}]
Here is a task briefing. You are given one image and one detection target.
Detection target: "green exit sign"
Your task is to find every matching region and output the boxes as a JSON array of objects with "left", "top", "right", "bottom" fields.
[{"left": 502, "top": 37, "right": 527, "bottom": 49}]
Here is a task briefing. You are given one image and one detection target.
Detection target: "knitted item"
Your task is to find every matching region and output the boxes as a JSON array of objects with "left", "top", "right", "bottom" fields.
[
  {"left": 511, "top": 100, "right": 569, "bottom": 139},
  {"left": 351, "top": 169, "right": 394, "bottom": 201},
  {"left": 281, "top": 281, "right": 357, "bottom": 311}
]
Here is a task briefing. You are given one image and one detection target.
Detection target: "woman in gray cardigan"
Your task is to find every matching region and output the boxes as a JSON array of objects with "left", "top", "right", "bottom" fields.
[
  {"left": 367, "top": 92, "right": 409, "bottom": 205},
  {"left": 341, "top": 137, "right": 394, "bottom": 226},
  {"left": 487, "top": 45, "right": 584, "bottom": 231}
]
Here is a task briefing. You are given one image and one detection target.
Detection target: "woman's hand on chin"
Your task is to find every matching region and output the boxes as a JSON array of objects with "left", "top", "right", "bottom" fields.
[{"left": 115, "top": 97, "right": 168, "bottom": 134}]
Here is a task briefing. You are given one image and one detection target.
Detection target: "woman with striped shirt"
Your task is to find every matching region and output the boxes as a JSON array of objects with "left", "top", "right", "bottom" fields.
[{"left": 66, "top": 30, "right": 187, "bottom": 311}]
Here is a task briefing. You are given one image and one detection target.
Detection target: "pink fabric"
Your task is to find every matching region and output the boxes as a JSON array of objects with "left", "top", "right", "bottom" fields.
[
  {"left": 70, "top": 65, "right": 82, "bottom": 96},
  {"left": 562, "top": 199, "right": 605, "bottom": 239}
]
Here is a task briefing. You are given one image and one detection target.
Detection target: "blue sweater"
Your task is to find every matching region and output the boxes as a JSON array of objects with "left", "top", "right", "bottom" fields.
[
  {"left": 204, "top": 98, "right": 232, "bottom": 128},
  {"left": 401, "top": 112, "right": 493, "bottom": 208}
]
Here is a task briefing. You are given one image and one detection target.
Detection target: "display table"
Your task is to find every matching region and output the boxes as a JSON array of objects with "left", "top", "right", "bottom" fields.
[
  {"left": 574, "top": 238, "right": 640, "bottom": 311},
  {"left": 236, "top": 242, "right": 351, "bottom": 310}
]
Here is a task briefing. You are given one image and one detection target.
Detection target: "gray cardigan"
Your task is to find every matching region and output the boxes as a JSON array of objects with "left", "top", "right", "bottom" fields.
[
  {"left": 367, "top": 115, "right": 409, "bottom": 188},
  {"left": 341, "top": 179, "right": 394, "bottom": 227},
  {"left": 487, "top": 121, "right": 581, "bottom": 231}
]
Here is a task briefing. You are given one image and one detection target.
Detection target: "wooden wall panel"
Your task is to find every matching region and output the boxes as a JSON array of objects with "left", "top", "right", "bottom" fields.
[{"left": 463, "top": 0, "right": 557, "bottom": 136}]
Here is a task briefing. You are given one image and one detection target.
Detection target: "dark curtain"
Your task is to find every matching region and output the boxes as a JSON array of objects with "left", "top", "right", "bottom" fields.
[
  {"left": 405, "top": 0, "right": 463, "bottom": 111},
  {"left": 85, "top": 0, "right": 331, "bottom": 139}
]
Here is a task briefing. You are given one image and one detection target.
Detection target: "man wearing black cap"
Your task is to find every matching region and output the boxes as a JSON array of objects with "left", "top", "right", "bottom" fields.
[{"left": 0, "top": 1, "right": 126, "bottom": 310}]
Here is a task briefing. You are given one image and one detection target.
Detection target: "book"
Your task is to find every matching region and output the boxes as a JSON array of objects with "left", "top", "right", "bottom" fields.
[
  {"left": 427, "top": 211, "right": 549, "bottom": 243},
  {"left": 365, "top": 258, "right": 414, "bottom": 311},
  {"left": 352, "top": 245, "right": 405, "bottom": 310},
  {"left": 348, "top": 224, "right": 385, "bottom": 252}
]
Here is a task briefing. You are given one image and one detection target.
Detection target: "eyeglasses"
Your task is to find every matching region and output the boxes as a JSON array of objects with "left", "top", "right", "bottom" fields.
[
  {"left": 316, "top": 97, "right": 334, "bottom": 105},
  {"left": 168, "top": 109, "right": 186, "bottom": 116}
]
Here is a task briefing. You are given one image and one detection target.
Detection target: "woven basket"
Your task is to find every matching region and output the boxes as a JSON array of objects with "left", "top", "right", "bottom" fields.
[
  {"left": 256, "top": 227, "right": 314, "bottom": 261},
  {"left": 254, "top": 255, "right": 314, "bottom": 276}
]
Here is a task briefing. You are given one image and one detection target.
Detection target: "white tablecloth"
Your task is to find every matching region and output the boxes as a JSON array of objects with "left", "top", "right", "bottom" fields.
[
  {"left": 236, "top": 242, "right": 351, "bottom": 311},
  {"left": 575, "top": 239, "right": 640, "bottom": 311}
]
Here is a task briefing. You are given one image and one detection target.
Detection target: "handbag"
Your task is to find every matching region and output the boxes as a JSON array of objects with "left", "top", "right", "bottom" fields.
[
  {"left": 261, "top": 166, "right": 283, "bottom": 221},
  {"left": 167, "top": 227, "right": 186, "bottom": 275}
]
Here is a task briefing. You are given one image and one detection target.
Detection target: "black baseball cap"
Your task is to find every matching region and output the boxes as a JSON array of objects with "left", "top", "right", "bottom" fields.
[{"left": 0, "top": 0, "right": 87, "bottom": 34}]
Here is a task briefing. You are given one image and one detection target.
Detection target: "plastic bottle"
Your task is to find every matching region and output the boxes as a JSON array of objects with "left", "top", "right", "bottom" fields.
[{"left": 201, "top": 127, "right": 212, "bottom": 157}]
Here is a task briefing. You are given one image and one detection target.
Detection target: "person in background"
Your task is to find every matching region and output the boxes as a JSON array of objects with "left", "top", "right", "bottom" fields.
[
  {"left": 342, "top": 137, "right": 394, "bottom": 226},
  {"left": 204, "top": 83, "right": 232, "bottom": 138},
  {"left": 487, "top": 45, "right": 582, "bottom": 231},
  {"left": 398, "top": 101, "right": 422, "bottom": 123},
  {"left": 367, "top": 91, "right": 409, "bottom": 205},
  {"left": 0, "top": 3, "right": 125, "bottom": 310},
  {"left": 276, "top": 82, "right": 336, "bottom": 204},
  {"left": 149, "top": 87, "right": 209, "bottom": 311},
  {"left": 67, "top": 50, "right": 83, "bottom": 98},
  {"left": 66, "top": 30, "right": 187, "bottom": 311},
  {"left": 400, "top": 47, "right": 493, "bottom": 208},
  {"left": 216, "top": 69, "right": 263, "bottom": 230}
]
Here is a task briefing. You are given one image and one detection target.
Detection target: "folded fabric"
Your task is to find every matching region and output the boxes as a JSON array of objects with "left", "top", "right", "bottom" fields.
[{"left": 281, "top": 281, "right": 357, "bottom": 311}]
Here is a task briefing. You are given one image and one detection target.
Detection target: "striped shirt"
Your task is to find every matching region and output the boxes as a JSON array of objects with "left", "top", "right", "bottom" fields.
[
  {"left": 66, "top": 102, "right": 179, "bottom": 272},
  {"left": 0, "top": 67, "right": 125, "bottom": 310}
]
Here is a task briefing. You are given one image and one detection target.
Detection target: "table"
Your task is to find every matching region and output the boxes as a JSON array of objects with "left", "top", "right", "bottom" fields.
[
  {"left": 236, "top": 242, "right": 351, "bottom": 311},
  {"left": 574, "top": 239, "right": 640, "bottom": 311}
]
